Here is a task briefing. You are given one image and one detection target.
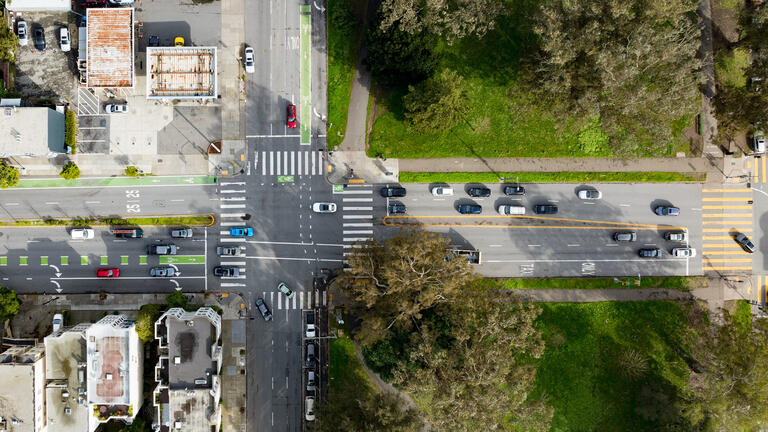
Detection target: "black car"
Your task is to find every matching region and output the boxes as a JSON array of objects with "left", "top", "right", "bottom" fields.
[
  {"left": 213, "top": 266, "right": 240, "bottom": 277},
  {"left": 379, "top": 186, "right": 406, "bottom": 197},
  {"left": 256, "top": 298, "right": 272, "bottom": 321},
  {"left": 34, "top": 27, "right": 45, "bottom": 50},
  {"left": 467, "top": 187, "right": 491, "bottom": 197},
  {"left": 735, "top": 233, "right": 756, "bottom": 253},
  {"left": 147, "top": 244, "right": 177, "bottom": 255},
  {"left": 457, "top": 204, "right": 482, "bottom": 214},
  {"left": 504, "top": 185, "right": 526, "bottom": 196},
  {"left": 306, "top": 342, "right": 316, "bottom": 367},
  {"left": 534, "top": 204, "right": 558, "bottom": 214},
  {"left": 148, "top": 35, "right": 159, "bottom": 47},
  {"left": 638, "top": 248, "right": 663, "bottom": 258},
  {"left": 388, "top": 203, "right": 406, "bottom": 214}
]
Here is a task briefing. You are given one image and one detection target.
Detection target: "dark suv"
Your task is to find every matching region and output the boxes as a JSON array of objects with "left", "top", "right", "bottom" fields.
[
  {"left": 467, "top": 187, "right": 491, "bottom": 197},
  {"left": 735, "top": 233, "right": 756, "bottom": 253},
  {"left": 147, "top": 244, "right": 177, "bottom": 255},
  {"left": 639, "top": 248, "right": 663, "bottom": 258},
  {"left": 457, "top": 204, "right": 482, "bottom": 214},
  {"left": 388, "top": 203, "right": 406, "bottom": 214},
  {"left": 256, "top": 298, "right": 272, "bottom": 321},
  {"left": 503, "top": 185, "right": 525, "bottom": 196},
  {"left": 534, "top": 204, "right": 558, "bottom": 214},
  {"left": 380, "top": 186, "right": 406, "bottom": 197}
]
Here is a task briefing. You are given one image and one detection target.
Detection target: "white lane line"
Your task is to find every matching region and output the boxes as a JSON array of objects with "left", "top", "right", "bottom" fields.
[
  {"left": 297, "top": 151, "right": 303, "bottom": 175},
  {"left": 343, "top": 215, "right": 374, "bottom": 219},
  {"left": 605, "top": 244, "right": 619, "bottom": 247},
  {"left": 334, "top": 189, "right": 374, "bottom": 195},
  {"left": 489, "top": 244, "right": 502, "bottom": 247},
  {"left": 220, "top": 182, "right": 246, "bottom": 186},
  {"left": 487, "top": 258, "right": 687, "bottom": 263},
  {"left": 528, "top": 244, "right": 541, "bottom": 247},
  {"left": 583, "top": 202, "right": 595, "bottom": 205},
  {"left": 4, "top": 203, "right": 18, "bottom": 205},
  {"left": 85, "top": 201, "right": 100, "bottom": 204},
  {"left": 45, "top": 202, "right": 60, "bottom": 205},
  {"left": 343, "top": 223, "right": 374, "bottom": 227},
  {"left": 316, "top": 243, "right": 344, "bottom": 247},
  {"left": 312, "top": 150, "right": 316, "bottom": 175},
  {"left": 343, "top": 207, "right": 373, "bottom": 211},
  {"left": 220, "top": 213, "right": 246, "bottom": 218},
  {"left": 220, "top": 283, "right": 247, "bottom": 287},
  {"left": 344, "top": 237, "right": 372, "bottom": 242},
  {"left": 342, "top": 197, "right": 373, "bottom": 202},
  {"left": 220, "top": 197, "right": 246, "bottom": 201},
  {"left": 221, "top": 189, "right": 246, "bottom": 194},
  {"left": 284, "top": 151, "right": 289, "bottom": 176},
  {"left": 262, "top": 151, "right": 267, "bottom": 175},
  {"left": 643, "top": 243, "right": 657, "bottom": 246},
  {"left": 247, "top": 240, "right": 313, "bottom": 245},
  {"left": 620, "top": 204, "right": 631, "bottom": 207},
  {"left": 170, "top": 199, "right": 185, "bottom": 202},
  {"left": 343, "top": 230, "right": 374, "bottom": 235},
  {"left": 220, "top": 204, "right": 247, "bottom": 209},
  {"left": 567, "top": 244, "right": 580, "bottom": 247},
  {"left": 690, "top": 208, "right": 702, "bottom": 211},
  {"left": 270, "top": 151, "right": 275, "bottom": 176}
]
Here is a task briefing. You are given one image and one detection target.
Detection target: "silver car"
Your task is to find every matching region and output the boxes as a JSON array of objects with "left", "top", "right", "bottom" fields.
[
  {"left": 149, "top": 266, "right": 175, "bottom": 277},
  {"left": 17, "top": 20, "right": 28, "bottom": 46},
  {"left": 170, "top": 228, "right": 193, "bottom": 238}
]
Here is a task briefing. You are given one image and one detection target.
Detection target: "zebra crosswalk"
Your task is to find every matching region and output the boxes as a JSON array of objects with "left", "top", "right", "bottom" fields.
[
  {"left": 263, "top": 290, "right": 328, "bottom": 310},
  {"left": 336, "top": 185, "right": 375, "bottom": 268},
  {"left": 253, "top": 150, "right": 326, "bottom": 176}
]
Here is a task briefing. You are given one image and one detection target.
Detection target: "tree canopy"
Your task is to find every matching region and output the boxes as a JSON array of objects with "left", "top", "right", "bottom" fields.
[
  {"left": 365, "top": 16, "right": 438, "bottom": 87},
  {"left": 59, "top": 162, "right": 81, "bottom": 180},
  {"left": 315, "top": 390, "right": 422, "bottom": 432},
  {"left": 0, "top": 287, "right": 20, "bottom": 322},
  {"left": 404, "top": 69, "right": 469, "bottom": 133},
  {"left": 0, "top": 165, "right": 19, "bottom": 189},
  {"left": 379, "top": 0, "right": 504, "bottom": 42},
  {"left": 0, "top": 24, "right": 18, "bottom": 63}
]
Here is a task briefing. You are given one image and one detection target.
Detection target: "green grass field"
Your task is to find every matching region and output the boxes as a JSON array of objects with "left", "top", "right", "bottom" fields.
[
  {"left": 399, "top": 171, "right": 706, "bottom": 183},
  {"left": 533, "top": 302, "right": 693, "bottom": 431},
  {"left": 481, "top": 276, "right": 706, "bottom": 290},
  {"left": 715, "top": 47, "right": 749, "bottom": 88},
  {"left": 327, "top": 0, "right": 361, "bottom": 149},
  {"left": 329, "top": 336, "right": 377, "bottom": 400}
]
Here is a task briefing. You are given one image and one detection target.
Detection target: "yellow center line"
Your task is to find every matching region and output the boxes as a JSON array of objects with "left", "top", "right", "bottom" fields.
[
  {"left": 762, "top": 156, "right": 766, "bottom": 183},
  {"left": 703, "top": 258, "right": 753, "bottom": 263},
  {"left": 701, "top": 220, "right": 752, "bottom": 225},
  {"left": 704, "top": 266, "right": 752, "bottom": 271},
  {"left": 702, "top": 205, "right": 753, "bottom": 209},
  {"left": 702, "top": 213, "right": 753, "bottom": 218},
  {"left": 702, "top": 197, "right": 754, "bottom": 201}
]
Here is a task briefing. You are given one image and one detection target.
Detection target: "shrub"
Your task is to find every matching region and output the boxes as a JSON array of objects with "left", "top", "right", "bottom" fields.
[
  {"left": 125, "top": 166, "right": 139, "bottom": 177},
  {"left": 135, "top": 304, "right": 161, "bottom": 343},
  {"left": 59, "top": 162, "right": 80, "bottom": 180},
  {"left": 0, "top": 165, "right": 19, "bottom": 188},
  {"left": 65, "top": 111, "right": 76, "bottom": 154},
  {"left": 166, "top": 291, "right": 187, "bottom": 309}
]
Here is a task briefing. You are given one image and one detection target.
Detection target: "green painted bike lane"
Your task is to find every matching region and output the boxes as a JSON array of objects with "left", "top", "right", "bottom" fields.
[
  {"left": 300, "top": 5, "right": 311, "bottom": 145},
  {"left": 16, "top": 176, "right": 217, "bottom": 189},
  {"left": 159, "top": 255, "right": 206, "bottom": 264}
]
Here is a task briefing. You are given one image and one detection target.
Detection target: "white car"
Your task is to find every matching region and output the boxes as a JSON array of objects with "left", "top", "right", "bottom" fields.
[
  {"left": 578, "top": 189, "right": 602, "bottom": 199},
  {"left": 70, "top": 228, "right": 95, "bottom": 240},
  {"left": 312, "top": 202, "right": 336, "bottom": 213},
  {"left": 52, "top": 313, "right": 63, "bottom": 332},
  {"left": 305, "top": 396, "right": 315, "bottom": 421},
  {"left": 431, "top": 186, "right": 454, "bottom": 196},
  {"left": 59, "top": 27, "right": 70, "bottom": 52},
  {"left": 17, "top": 20, "right": 28, "bottom": 46},
  {"left": 672, "top": 248, "right": 696, "bottom": 258},
  {"left": 244, "top": 47, "right": 255, "bottom": 73},
  {"left": 753, "top": 131, "right": 766, "bottom": 154},
  {"left": 105, "top": 104, "right": 129, "bottom": 114},
  {"left": 305, "top": 322, "right": 316, "bottom": 338}
]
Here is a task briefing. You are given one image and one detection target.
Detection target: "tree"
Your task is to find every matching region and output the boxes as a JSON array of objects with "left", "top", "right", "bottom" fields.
[
  {"left": 316, "top": 391, "right": 423, "bottom": 432},
  {"left": 531, "top": 0, "right": 700, "bottom": 155},
  {"left": 340, "top": 229, "right": 474, "bottom": 344},
  {"left": 404, "top": 69, "right": 469, "bottom": 133},
  {"left": 379, "top": 0, "right": 504, "bottom": 42},
  {"left": 135, "top": 304, "right": 161, "bottom": 343},
  {"left": 0, "top": 287, "right": 20, "bottom": 322},
  {"left": 166, "top": 291, "right": 188, "bottom": 310},
  {"left": 59, "top": 162, "right": 80, "bottom": 180},
  {"left": 0, "top": 24, "right": 18, "bottom": 63},
  {"left": 65, "top": 110, "right": 77, "bottom": 154},
  {"left": 0, "top": 165, "right": 19, "bottom": 189}
]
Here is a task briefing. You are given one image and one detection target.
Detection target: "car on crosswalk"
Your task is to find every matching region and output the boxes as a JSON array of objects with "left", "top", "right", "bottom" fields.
[
  {"left": 230, "top": 227, "right": 254, "bottom": 237},
  {"left": 312, "top": 202, "right": 337, "bottom": 213},
  {"left": 217, "top": 246, "right": 243, "bottom": 256},
  {"left": 96, "top": 268, "right": 120, "bottom": 278},
  {"left": 278, "top": 282, "right": 295, "bottom": 299},
  {"left": 735, "top": 233, "right": 756, "bottom": 253},
  {"left": 213, "top": 266, "right": 240, "bottom": 277},
  {"left": 149, "top": 266, "right": 175, "bottom": 277}
]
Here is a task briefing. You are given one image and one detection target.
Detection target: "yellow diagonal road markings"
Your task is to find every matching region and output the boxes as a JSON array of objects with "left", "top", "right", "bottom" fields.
[
  {"left": 704, "top": 266, "right": 752, "bottom": 271},
  {"left": 702, "top": 220, "right": 752, "bottom": 225},
  {"left": 702, "top": 228, "right": 752, "bottom": 233},
  {"left": 701, "top": 251, "right": 751, "bottom": 256},
  {"left": 702, "top": 213, "right": 752, "bottom": 218},
  {"left": 702, "top": 244, "right": 745, "bottom": 248},
  {"left": 702, "top": 188, "right": 751, "bottom": 192},
  {"left": 703, "top": 236, "right": 738, "bottom": 240},
  {"left": 702, "top": 205, "right": 753, "bottom": 209},
  {"left": 702, "top": 197, "right": 754, "bottom": 201},
  {"left": 703, "top": 258, "right": 752, "bottom": 263}
]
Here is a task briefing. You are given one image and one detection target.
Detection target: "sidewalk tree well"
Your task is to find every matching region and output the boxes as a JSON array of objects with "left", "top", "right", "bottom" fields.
[
  {"left": 125, "top": 166, "right": 139, "bottom": 177},
  {"left": 59, "top": 162, "right": 80, "bottom": 180},
  {"left": 0, "top": 287, "right": 20, "bottom": 322},
  {"left": 65, "top": 111, "right": 76, "bottom": 154},
  {"left": 0, "top": 165, "right": 19, "bottom": 189}
]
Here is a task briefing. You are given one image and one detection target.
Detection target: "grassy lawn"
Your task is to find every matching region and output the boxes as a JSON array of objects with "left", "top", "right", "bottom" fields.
[
  {"left": 329, "top": 335, "right": 377, "bottom": 401},
  {"left": 732, "top": 299, "right": 752, "bottom": 330},
  {"left": 327, "top": 0, "right": 362, "bottom": 149},
  {"left": 480, "top": 276, "right": 706, "bottom": 291},
  {"left": 532, "top": 302, "right": 693, "bottom": 431},
  {"left": 399, "top": 171, "right": 706, "bottom": 183},
  {"left": 715, "top": 47, "right": 749, "bottom": 88}
]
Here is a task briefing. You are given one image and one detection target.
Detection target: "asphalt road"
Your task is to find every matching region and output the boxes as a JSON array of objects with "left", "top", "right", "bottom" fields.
[{"left": 375, "top": 183, "right": 704, "bottom": 277}]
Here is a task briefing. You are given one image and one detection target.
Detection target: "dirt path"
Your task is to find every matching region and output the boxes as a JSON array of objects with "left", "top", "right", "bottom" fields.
[{"left": 512, "top": 288, "right": 696, "bottom": 303}]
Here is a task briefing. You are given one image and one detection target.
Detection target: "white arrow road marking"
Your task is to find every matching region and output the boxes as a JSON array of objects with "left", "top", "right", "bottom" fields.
[
  {"left": 169, "top": 264, "right": 180, "bottom": 276},
  {"left": 313, "top": 1, "right": 325, "bottom": 11},
  {"left": 170, "top": 279, "right": 181, "bottom": 290},
  {"left": 50, "top": 280, "right": 62, "bottom": 293},
  {"left": 49, "top": 265, "right": 61, "bottom": 277}
]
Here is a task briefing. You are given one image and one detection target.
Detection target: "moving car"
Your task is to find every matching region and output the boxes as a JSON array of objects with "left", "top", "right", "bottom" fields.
[
  {"left": 672, "top": 248, "right": 696, "bottom": 257},
  {"left": 34, "top": 27, "right": 45, "bottom": 50},
  {"left": 431, "top": 186, "right": 454, "bottom": 197},
  {"left": 244, "top": 47, "right": 255, "bottom": 73},
  {"left": 59, "top": 27, "right": 70, "bottom": 52},
  {"left": 578, "top": 189, "right": 602, "bottom": 199},
  {"left": 213, "top": 266, "right": 240, "bottom": 277},
  {"left": 613, "top": 231, "right": 637, "bottom": 242},
  {"left": 52, "top": 313, "right": 63, "bottom": 332},
  {"left": 497, "top": 205, "right": 525, "bottom": 215},
  {"left": 70, "top": 228, "right": 95, "bottom": 240},
  {"left": 664, "top": 231, "right": 688, "bottom": 242},
  {"left": 638, "top": 248, "right": 663, "bottom": 258},
  {"left": 754, "top": 131, "right": 766, "bottom": 154},
  {"left": 96, "top": 268, "right": 120, "bottom": 278},
  {"left": 467, "top": 187, "right": 491, "bottom": 197},
  {"left": 380, "top": 186, "right": 406, "bottom": 197},
  {"left": 256, "top": 298, "right": 272, "bottom": 321},
  {"left": 388, "top": 203, "right": 406, "bottom": 214},
  {"left": 17, "top": 20, "right": 28, "bottom": 46},
  {"left": 305, "top": 396, "right": 315, "bottom": 421},
  {"left": 278, "top": 282, "right": 295, "bottom": 299},
  {"left": 216, "top": 246, "right": 242, "bottom": 256},
  {"left": 105, "top": 104, "right": 129, "bottom": 114},
  {"left": 147, "top": 244, "right": 177, "bottom": 255},
  {"left": 504, "top": 185, "right": 525, "bottom": 196},
  {"left": 654, "top": 206, "right": 680, "bottom": 216},
  {"left": 174, "top": 36, "right": 184, "bottom": 46},
  {"left": 170, "top": 228, "right": 193, "bottom": 238},
  {"left": 229, "top": 226, "right": 254, "bottom": 237},
  {"left": 312, "top": 202, "right": 337, "bottom": 213},
  {"left": 286, "top": 103, "right": 297, "bottom": 128},
  {"left": 534, "top": 204, "right": 558, "bottom": 214},
  {"left": 149, "top": 266, "right": 175, "bottom": 277},
  {"left": 112, "top": 228, "right": 143, "bottom": 238},
  {"left": 457, "top": 204, "right": 482, "bottom": 214},
  {"left": 735, "top": 233, "right": 756, "bottom": 253}
]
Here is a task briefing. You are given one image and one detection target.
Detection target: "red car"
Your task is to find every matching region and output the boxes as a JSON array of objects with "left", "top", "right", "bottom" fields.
[
  {"left": 287, "top": 104, "right": 297, "bottom": 128},
  {"left": 96, "top": 268, "right": 120, "bottom": 278}
]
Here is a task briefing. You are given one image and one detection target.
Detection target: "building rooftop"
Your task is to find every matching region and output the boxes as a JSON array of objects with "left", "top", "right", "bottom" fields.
[
  {"left": 0, "top": 345, "right": 46, "bottom": 432},
  {"left": 86, "top": 8, "right": 134, "bottom": 88},
  {"left": 0, "top": 107, "right": 65, "bottom": 158},
  {"left": 45, "top": 330, "right": 90, "bottom": 432},
  {"left": 86, "top": 315, "right": 135, "bottom": 406},
  {"left": 167, "top": 315, "right": 216, "bottom": 389},
  {"left": 147, "top": 47, "right": 217, "bottom": 99},
  {"left": 168, "top": 389, "right": 214, "bottom": 431}
]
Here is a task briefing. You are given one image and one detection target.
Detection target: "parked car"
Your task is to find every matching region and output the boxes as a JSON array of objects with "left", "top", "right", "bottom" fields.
[
  {"left": 388, "top": 203, "right": 406, "bottom": 214},
  {"left": 497, "top": 205, "right": 525, "bottom": 215},
  {"left": 70, "top": 228, "right": 95, "bottom": 240},
  {"left": 216, "top": 246, "right": 242, "bottom": 256},
  {"left": 52, "top": 313, "right": 63, "bottom": 332},
  {"left": 672, "top": 248, "right": 696, "bottom": 257},
  {"left": 735, "top": 233, "right": 756, "bottom": 253},
  {"left": 213, "top": 266, "right": 240, "bottom": 277},
  {"left": 306, "top": 342, "right": 316, "bottom": 366},
  {"left": 638, "top": 248, "right": 663, "bottom": 258},
  {"left": 244, "top": 46, "right": 255, "bottom": 73},
  {"left": 33, "top": 27, "right": 45, "bottom": 50},
  {"left": 174, "top": 36, "right": 184, "bottom": 46},
  {"left": 147, "top": 244, "right": 177, "bottom": 255},
  {"left": 457, "top": 204, "right": 482, "bottom": 214},
  {"left": 578, "top": 189, "right": 602, "bottom": 199},
  {"left": 306, "top": 320, "right": 316, "bottom": 338},
  {"left": 307, "top": 371, "right": 316, "bottom": 391},
  {"left": 149, "top": 266, "right": 175, "bottom": 277},
  {"left": 534, "top": 204, "right": 558, "bottom": 214},
  {"left": 380, "top": 186, "right": 406, "bottom": 197},
  {"left": 17, "top": 20, "right": 28, "bottom": 46},
  {"left": 170, "top": 228, "right": 193, "bottom": 238},
  {"left": 654, "top": 206, "right": 680, "bottom": 216},
  {"left": 256, "top": 298, "right": 272, "bottom": 321},
  {"left": 312, "top": 202, "right": 336, "bottom": 213},
  {"left": 105, "top": 104, "right": 129, "bottom": 114},
  {"left": 108, "top": 0, "right": 134, "bottom": 4},
  {"left": 753, "top": 131, "right": 766, "bottom": 154},
  {"left": 112, "top": 228, "right": 143, "bottom": 238},
  {"left": 148, "top": 35, "right": 159, "bottom": 47},
  {"left": 286, "top": 103, "right": 297, "bottom": 128},
  {"left": 503, "top": 185, "right": 525, "bottom": 196},
  {"left": 59, "top": 27, "right": 70, "bottom": 52},
  {"left": 278, "top": 282, "right": 295, "bottom": 299},
  {"left": 229, "top": 226, "right": 254, "bottom": 237},
  {"left": 613, "top": 232, "right": 637, "bottom": 242},
  {"left": 467, "top": 187, "right": 491, "bottom": 197},
  {"left": 431, "top": 186, "right": 454, "bottom": 197},
  {"left": 305, "top": 396, "right": 315, "bottom": 421},
  {"left": 96, "top": 268, "right": 120, "bottom": 278},
  {"left": 664, "top": 231, "right": 688, "bottom": 242}
]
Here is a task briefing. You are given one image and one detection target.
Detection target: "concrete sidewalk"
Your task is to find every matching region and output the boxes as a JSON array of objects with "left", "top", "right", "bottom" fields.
[
  {"left": 398, "top": 157, "right": 717, "bottom": 174},
  {"left": 9, "top": 154, "right": 211, "bottom": 177}
]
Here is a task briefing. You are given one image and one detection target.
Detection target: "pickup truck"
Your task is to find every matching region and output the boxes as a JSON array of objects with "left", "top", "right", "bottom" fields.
[{"left": 447, "top": 248, "right": 482, "bottom": 265}]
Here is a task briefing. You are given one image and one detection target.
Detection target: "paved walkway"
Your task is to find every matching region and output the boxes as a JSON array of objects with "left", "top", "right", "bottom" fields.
[
  {"left": 512, "top": 288, "right": 696, "bottom": 302},
  {"left": 698, "top": 0, "right": 721, "bottom": 158},
  {"left": 8, "top": 154, "right": 210, "bottom": 177}
]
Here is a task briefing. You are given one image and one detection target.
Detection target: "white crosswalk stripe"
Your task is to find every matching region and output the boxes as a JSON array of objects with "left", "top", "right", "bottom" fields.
[
  {"left": 253, "top": 151, "right": 326, "bottom": 177},
  {"left": 343, "top": 222, "right": 373, "bottom": 227},
  {"left": 220, "top": 221, "right": 243, "bottom": 226},
  {"left": 220, "top": 204, "right": 246, "bottom": 209},
  {"left": 266, "top": 291, "right": 327, "bottom": 310},
  {"left": 220, "top": 213, "right": 246, "bottom": 218}
]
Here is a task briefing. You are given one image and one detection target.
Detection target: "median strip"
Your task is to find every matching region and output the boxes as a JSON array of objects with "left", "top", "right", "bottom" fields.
[
  {"left": 399, "top": 171, "right": 706, "bottom": 183},
  {"left": 0, "top": 214, "right": 215, "bottom": 228},
  {"left": 15, "top": 175, "right": 218, "bottom": 189}
]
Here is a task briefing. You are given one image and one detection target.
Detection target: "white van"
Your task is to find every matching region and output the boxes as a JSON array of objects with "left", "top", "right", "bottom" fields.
[
  {"left": 70, "top": 228, "right": 94, "bottom": 240},
  {"left": 431, "top": 186, "right": 454, "bottom": 196},
  {"left": 753, "top": 131, "right": 766, "bottom": 154},
  {"left": 498, "top": 205, "right": 525, "bottom": 215}
]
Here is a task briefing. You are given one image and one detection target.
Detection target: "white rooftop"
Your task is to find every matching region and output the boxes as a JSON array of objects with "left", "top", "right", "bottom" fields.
[{"left": 0, "top": 107, "right": 65, "bottom": 158}]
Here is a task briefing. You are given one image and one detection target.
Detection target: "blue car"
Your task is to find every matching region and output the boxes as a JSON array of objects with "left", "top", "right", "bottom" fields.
[
  {"left": 654, "top": 206, "right": 680, "bottom": 216},
  {"left": 230, "top": 226, "right": 254, "bottom": 237}
]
